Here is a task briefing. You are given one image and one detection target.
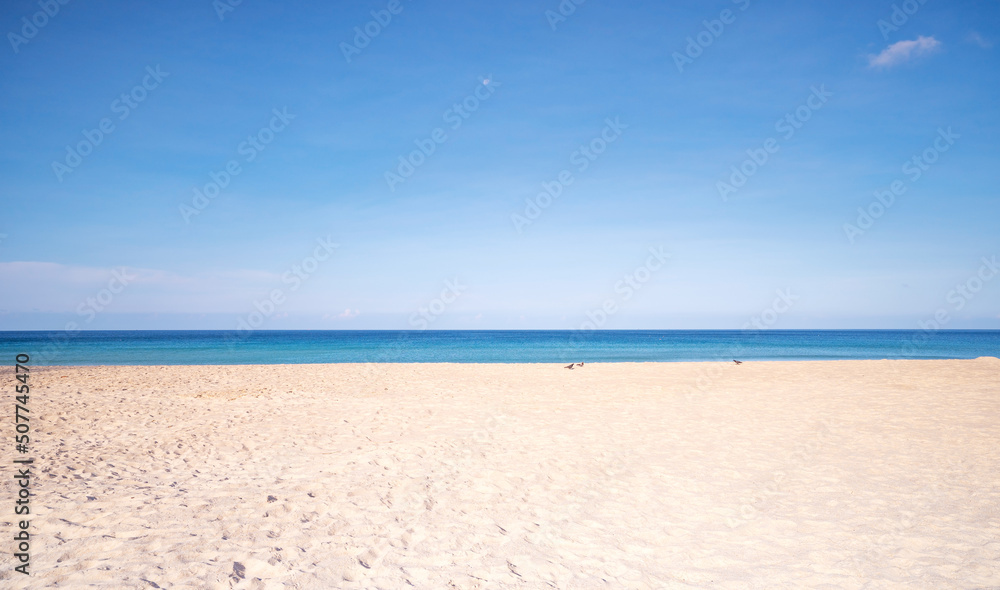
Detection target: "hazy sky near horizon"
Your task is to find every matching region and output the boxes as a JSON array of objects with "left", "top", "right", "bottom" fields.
[{"left": 1, "top": 0, "right": 998, "bottom": 330}]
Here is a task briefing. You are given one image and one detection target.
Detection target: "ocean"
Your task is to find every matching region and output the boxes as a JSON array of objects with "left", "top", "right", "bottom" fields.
[{"left": 2, "top": 330, "right": 999, "bottom": 365}]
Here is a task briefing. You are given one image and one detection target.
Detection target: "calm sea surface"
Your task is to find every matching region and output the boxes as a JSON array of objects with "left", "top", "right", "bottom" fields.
[{"left": 1, "top": 330, "right": 999, "bottom": 365}]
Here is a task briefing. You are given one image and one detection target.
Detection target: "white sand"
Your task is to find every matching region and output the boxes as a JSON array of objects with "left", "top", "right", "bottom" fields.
[{"left": 3, "top": 359, "right": 999, "bottom": 589}]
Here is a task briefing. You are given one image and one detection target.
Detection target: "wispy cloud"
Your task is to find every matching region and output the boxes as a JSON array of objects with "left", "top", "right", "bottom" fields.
[
  {"left": 868, "top": 36, "right": 941, "bottom": 68},
  {"left": 321, "top": 309, "right": 360, "bottom": 320},
  {"left": 967, "top": 31, "right": 993, "bottom": 49},
  {"left": 0, "top": 261, "right": 128, "bottom": 284},
  {"left": 0, "top": 262, "right": 293, "bottom": 313},
  {"left": 0, "top": 262, "right": 274, "bottom": 289}
]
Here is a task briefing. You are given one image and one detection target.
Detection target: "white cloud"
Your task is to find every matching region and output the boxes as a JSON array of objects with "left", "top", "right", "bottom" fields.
[
  {"left": 0, "top": 261, "right": 263, "bottom": 291},
  {"left": 215, "top": 269, "right": 282, "bottom": 282},
  {"left": 868, "top": 36, "right": 941, "bottom": 68},
  {"left": 0, "top": 262, "right": 292, "bottom": 313},
  {"left": 0, "top": 261, "right": 105, "bottom": 283},
  {"left": 0, "top": 261, "right": 200, "bottom": 285},
  {"left": 320, "top": 309, "right": 360, "bottom": 320},
  {"left": 967, "top": 31, "right": 993, "bottom": 49}
]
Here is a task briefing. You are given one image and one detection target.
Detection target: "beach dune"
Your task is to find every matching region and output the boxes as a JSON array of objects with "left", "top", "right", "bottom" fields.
[{"left": 4, "top": 359, "right": 999, "bottom": 588}]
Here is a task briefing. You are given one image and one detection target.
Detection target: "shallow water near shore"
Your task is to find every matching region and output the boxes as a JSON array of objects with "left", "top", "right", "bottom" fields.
[{"left": 2, "top": 329, "right": 1000, "bottom": 365}]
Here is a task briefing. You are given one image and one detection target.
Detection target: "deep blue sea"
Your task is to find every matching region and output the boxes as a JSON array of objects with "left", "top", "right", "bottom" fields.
[{"left": 1, "top": 330, "right": 999, "bottom": 365}]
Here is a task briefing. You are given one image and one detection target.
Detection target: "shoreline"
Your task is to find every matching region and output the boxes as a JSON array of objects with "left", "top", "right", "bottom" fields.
[
  {"left": 23, "top": 355, "right": 1000, "bottom": 368},
  {"left": 6, "top": 330, "right": 1000, "bottom": 367}
]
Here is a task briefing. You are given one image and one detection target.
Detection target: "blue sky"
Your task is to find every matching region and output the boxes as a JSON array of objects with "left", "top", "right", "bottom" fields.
[{"left": 0, "top": 0, "right": 998, "bottom": 330}]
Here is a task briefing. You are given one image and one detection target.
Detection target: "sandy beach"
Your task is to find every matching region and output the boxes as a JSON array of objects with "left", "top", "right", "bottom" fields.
[{"left": 4, "top": 359, "right": 999, "bottom": 589}]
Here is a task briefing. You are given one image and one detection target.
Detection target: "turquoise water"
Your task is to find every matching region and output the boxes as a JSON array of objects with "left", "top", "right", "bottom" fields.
[{"left": 1, "top": 330, "right": 999, "bottom": 365}]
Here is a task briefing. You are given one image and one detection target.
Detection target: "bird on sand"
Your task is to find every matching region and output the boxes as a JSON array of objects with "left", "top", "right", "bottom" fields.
[
  {"left": 564, "top": 364, "right": 575, "bottom": 369},
  {"left": 576, "top": 362, "right": 584, "bottom": 367},
  {"left": 733, "top": 360, "right": 743, "bottom": 365}
]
